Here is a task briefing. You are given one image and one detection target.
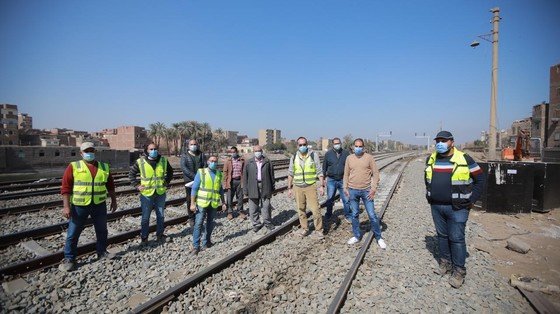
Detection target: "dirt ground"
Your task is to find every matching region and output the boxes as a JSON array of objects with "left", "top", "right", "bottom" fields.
[{"left": 470, "top": 208, "right": 560, "bottom": 310}]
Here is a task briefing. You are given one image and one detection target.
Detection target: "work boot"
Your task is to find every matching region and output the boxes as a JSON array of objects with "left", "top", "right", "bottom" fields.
[
  {"left": 449, "top": 269, "right": 466, "bottom": 288},
  {"left": 435, "top": 260, "right": 452, "bottom": 276},
  {"left": 98, "top": 251, "right": 116, "bottom": 260},
  {"left": 295, "top": 229, "right": 309, "bottom": 237},
  {"left": 190, "top": 247, "right": 199, "bottom": 256},
  {"left": 227, "top": 213, "right": 234, "bottom": 220},
  {"left": 157, "top": 234, "right": 167, "bottom": 242},
  {"left": 59, "top": 258, "right": 75, "bottom": 272}
]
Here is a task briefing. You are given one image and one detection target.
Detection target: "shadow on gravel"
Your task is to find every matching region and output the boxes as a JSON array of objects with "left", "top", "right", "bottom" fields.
[{"left": 424, "top": 235, "right": 439, "bottom": 261}]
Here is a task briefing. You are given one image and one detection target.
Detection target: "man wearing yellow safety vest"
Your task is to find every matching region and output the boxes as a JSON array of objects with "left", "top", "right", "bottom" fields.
[
  {"left": 287, "top": 136, "right": 325, "bottom": 240},
  {"left": 190, "top": 155, "right": 226, "bottom": 255},
  {"left": 59, "top": 142, "right": 117, "bottom": 272},
  {"left": 425, "top": 131, "right": 485, "bottom": 289},
  {"left": 129, "top": 143, "right": 174, "bottom": 244}
]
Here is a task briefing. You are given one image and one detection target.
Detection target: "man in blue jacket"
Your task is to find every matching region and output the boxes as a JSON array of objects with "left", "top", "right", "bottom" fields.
[{"left": 322, "top": 137, "right": 351, "bottom": 224}]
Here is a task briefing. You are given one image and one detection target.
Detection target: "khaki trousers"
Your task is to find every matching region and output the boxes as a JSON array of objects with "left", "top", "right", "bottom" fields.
[{"left": 294, "top": 184, "right": 322, "bottom": 231}]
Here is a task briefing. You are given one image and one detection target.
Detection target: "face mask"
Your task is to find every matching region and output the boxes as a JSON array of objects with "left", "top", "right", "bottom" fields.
[
  {"left": 189, "top": 145, "right": 197, "bottom": 152},
  {"left": 333, "top": 144, "right": 341, "bottom": 150},
  {"left": 148, "top": 149, "right": 158, "bottom": 158},
  {"left": 435, "top": 142, "right": 450, "bottom": 154},
  {"left": 208, "top": 162, "right": 217, "bottom": 170},
  {"left": 298, "top": 145, "right": 308, "bottom": 153},
  {"left": 354, "top": 147, "right": 363, "bottom": 155},
  {"left": 82, "top": 152, "right": 95, "bottom": 162},
  {"left": 232, "top": 153, "right": 239, "bottom": 159},
  {"left": 254, "top": 152, "right": 263, "bottom": 159}
]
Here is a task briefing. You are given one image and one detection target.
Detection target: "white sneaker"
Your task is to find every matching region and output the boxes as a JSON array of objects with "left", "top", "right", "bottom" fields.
[
  {"left": 377, "top": 238, "right": 387, "bottom": 249},
  {"left": 347, "top": 236, "right": 360, "bottom": 245}
]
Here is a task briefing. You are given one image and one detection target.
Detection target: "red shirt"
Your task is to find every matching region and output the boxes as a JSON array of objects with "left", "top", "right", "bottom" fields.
[{"left": 60, "top": 161, "right": 116, "bottom": 195}]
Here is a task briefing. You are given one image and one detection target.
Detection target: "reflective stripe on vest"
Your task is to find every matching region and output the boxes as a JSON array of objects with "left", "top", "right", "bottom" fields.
[
  {"left": 137, "top": 156, "right": 168, "bottom": 196},
  {"left": 196, "top": 168, "right": 222, "bottom": 208},
  {"left": 293, "top": 152, "right": 317, "bottom": 185},
  {"left": 71, "top": 160, "right": 109, "bottom": 206},
  {"left": 425, "top": 149, "right": 472, "bottom": 203}
]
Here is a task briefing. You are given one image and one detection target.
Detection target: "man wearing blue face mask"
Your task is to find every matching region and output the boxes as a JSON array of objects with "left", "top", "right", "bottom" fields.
[
  {"left": 181, "top": 139, "right": 207, "bottom": 228},
  {"left": 129, "top": 143, "right": 174, "bottom": 244},
  {"left": 322, "top": 137, "right": 351, "bottom": 223},
  {"left": 425, "top": 131, "right": 485, "bottom": 289},
  {"left": 59, "top": 142, "right": 117, "bottom": 271},
  {"left": 190, "top": 155, "right": 226, "bottom": 255}
]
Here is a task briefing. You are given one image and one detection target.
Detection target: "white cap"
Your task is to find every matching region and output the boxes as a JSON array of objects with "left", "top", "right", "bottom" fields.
[{"left": 80, "top": 142, "right": 95, "bottom": 151}]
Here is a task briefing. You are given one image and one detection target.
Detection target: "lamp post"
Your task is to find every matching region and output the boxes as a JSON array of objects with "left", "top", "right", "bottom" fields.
[
  {"left": 471, "top": 7, "right": 500, "bottom": 160},
  {"left": 376, "top": 131, "right": 392, "bottom": 152}
]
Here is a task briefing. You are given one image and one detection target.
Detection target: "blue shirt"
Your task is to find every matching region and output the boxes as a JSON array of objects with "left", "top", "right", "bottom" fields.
[{"left": 191, "top": 168, "right": 224, "bottom": 197}]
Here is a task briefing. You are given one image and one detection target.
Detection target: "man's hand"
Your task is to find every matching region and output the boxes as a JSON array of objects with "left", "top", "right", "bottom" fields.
[
  {"left": 288, "top": 188, "right": 293, "bottom": 198},
  {"left": 367, "top": 189, "right": 376, "bottom": 200},
  {"left": 344, "top": 189, "right": 349, "bottom": 198},
  {"left": 110, "top": 200, "right": 117, "bottom": 212},
  {"left": 189, "top": 203, "right": 197, "bottom": 212},
  {"left": 62, "top": 206, "right": 71, "bottom": 219},
  {"left": 221, "top": 204, "right": 227, "bottom": 212},
  {"left": 137, "top": 185, "right": 145, "bottom": 191},
  {"left": 319, "top": 185, "right": 325, "bottom": 196}
]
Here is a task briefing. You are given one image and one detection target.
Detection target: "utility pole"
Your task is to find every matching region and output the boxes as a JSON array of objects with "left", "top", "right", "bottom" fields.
[{"left": 488, "top": 7, "right": 500, "bottom": 160}]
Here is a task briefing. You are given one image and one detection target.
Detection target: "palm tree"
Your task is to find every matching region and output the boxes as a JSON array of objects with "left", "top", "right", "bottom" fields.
[
  {"left": 164, "top": 127, "right": 178, "bottom": 155},
  {"left": 211, "top": 128, "right": 228, "bottom": 154},
  {"left": 148, "top": 122, "right": 166, "bottom": 147}
]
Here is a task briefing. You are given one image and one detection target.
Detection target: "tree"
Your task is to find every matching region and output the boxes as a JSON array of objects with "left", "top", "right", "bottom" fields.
[
  {"left": 164, "top": 127, "right": 178, "bottom": 155},
  {"left": 264, "top": 142, "right": 286, "bottom": 152},
  {"left": 342, "top": 134, "right": 353, "bottom": 151},
  {"left": 148, "top": 122, "right": 166, "bottom": 147}
]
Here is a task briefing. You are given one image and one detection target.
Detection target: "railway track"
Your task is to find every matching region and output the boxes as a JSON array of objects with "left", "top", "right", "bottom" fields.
[{"left": 131, "top": 153, "right": 413, "bottom": 313}]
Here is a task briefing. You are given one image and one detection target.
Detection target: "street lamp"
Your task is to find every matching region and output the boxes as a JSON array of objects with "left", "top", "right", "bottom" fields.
[
  {"left": 471, "top": 7, "right": 501, "bottom": 160},
  {"left": 376, "top": 131, "right": 392, "bottom": 152}
]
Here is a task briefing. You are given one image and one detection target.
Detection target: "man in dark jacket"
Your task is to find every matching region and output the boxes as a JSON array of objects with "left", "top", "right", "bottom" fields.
[
  {"left": 180, "top": 139, "right": 207, "bottom": 227},
  {"left": 322, "top": 137, "right": 350, "bottom": 222},
  {"left": 242, "top": 145, "right": 275, "bottom": 232},
  {"left": 425, "top": 131, "right": 485, "bottom": 289}
]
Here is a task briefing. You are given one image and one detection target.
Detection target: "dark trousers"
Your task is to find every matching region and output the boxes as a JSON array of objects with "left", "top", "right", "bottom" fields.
[
  {"left": 185, "top": 186, "right": 193, "bottom": 220},
  {"left": 226, "top": 178, "right": 244, "bottom": 214}
]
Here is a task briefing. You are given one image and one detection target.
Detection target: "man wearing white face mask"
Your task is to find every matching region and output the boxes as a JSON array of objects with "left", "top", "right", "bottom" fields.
[
  {"left": 59, "top": 142, "right": 117, "bottom": 271},
  {"left": 322, "top": 137, "right": 351, "bottom": 223},
  {"left": 129, "top": 143, "right": 174, "bottom": 244},
  {"left": 243, "top": 145, "right": 276, "bottom": 233},
  {"left": 180, "top": 139, "right": 207, "bottom": 227},
  {"left": 425, "top": 131, "right": 485, "bottom": 288}
]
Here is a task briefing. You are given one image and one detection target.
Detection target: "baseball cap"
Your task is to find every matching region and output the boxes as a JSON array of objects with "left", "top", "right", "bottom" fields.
[
  {"left": 434, "top": 131, "right": 454, "bottom": 140},
  {"left": 80, "top": 142, "right": 95, "bottom": 151}
]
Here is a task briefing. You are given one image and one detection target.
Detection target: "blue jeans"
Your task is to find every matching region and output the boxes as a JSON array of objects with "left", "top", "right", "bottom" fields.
[
  {"left": 64, "top": 202, "right": 108, "bottom": 260},
  {"left": 325, "top": 178, "right": 350, "bottom": 219},
  {"left": 431, "top": 204, "right": 469, "bottom": 271},
  {"left": 140, "top": 192, "right": 166, "bottom": 239},
  {"left": 192, "top": 205, "right": 217, "bottom": 249},
  {"left": 349, "top": 188, "right": 382, "bottom": 240}
]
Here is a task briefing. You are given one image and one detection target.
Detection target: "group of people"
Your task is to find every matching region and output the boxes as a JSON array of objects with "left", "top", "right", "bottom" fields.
[{"left": 58, "top": 131, "right": 485, "bottom": 289}]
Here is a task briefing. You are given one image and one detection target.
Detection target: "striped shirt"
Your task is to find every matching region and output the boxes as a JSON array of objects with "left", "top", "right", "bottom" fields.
[
  {"left": 232, "top": 158, "right": 243, "bottom": 179},
  {"left": 429, "top": 153, "right": 483, "bottom": 204}
]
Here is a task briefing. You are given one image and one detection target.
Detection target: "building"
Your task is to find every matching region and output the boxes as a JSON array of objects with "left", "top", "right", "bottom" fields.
[
  {"left": 258, "top": 129, "right": 282, "bottom": 147},
  {"left": 103, "top": 126, "right": 149, "bottom": 151},
  {"left": 0, "top": 104, "right": 19, "bottom": 145},
  {"left": 321, "top": 137, "right": 330, "bottom": 151},
  {"left": 548, "top": 64, "right": 560, "bottom": 148},
  {"left": 532, "top": 102, "right": 548, "bottom": 151},
  {"left": 17, "top": 113, "right": 32, "bottom": 130}
]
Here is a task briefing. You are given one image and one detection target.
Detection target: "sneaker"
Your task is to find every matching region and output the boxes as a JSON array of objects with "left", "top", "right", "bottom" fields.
[
  {"left": 435, "top": 260, "right": 452, "bottom": 276},
  {"left": 347, "top": 236, "right": 360, "bottom": 245},
  {"left": 238, "top": 212, "right": 247, "bottom": 220},
  {"left": 377, "top": 239, "right": 387, "bottom": 249},
  {"left": 265, "top": 224, "right": 275, "bottom": 231},
  {"left": 253, "top": 225, "right": 263, "bottom": 233},
  {"left": 310, "top": 231, "right": 324, "bottom": 240},
  {"left": 59, "top": 258, "right": 75, "bottom": 272},
  {"left": 98, "top": 251, "right": 116, "bottom": 260},
  {"left": 190, "top": 248, "right": 199, "bottom": 256},
  {"left": 295, "top": 229, "right": 309, "bottom": 237},
  {"left": 227, "top": 213, "right": 234, "bottom": 220},
  {"left": 449, "top": 269, "right": 466, "bottom": 288}
]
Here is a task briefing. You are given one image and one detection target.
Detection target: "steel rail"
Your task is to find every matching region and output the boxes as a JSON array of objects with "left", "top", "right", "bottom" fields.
[
  {"left": 327, "top": 157, "right": 411, "bottom": 314},
  {"left": 132, "top": 154, "right": 411, "bottom": 313},
  {"left": 0, "top": 175, "right": 291, "bottom": 248}
]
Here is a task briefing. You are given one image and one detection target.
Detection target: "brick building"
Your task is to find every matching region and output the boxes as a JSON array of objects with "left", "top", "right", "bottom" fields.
[
  {"left": 548, "top": 64, "right": 560, "bottom": 148},
  {"left": 103, "top": 126, "right": 149, "bottom": 151},
  {"left": 0, "top": 104, "right": 19, "bottom": 145}
]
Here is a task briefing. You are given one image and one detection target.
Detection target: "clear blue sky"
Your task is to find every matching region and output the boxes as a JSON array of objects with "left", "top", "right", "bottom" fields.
[{"left": 1, "top": 0, "right": 559, "bottom": 145}]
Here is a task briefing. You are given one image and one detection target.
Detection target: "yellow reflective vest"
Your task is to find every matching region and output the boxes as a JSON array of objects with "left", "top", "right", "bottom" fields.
[
  {"left": 71, "top": 160, "right": 109, "bottom": 206},
  {"left": 425, "top": 149, "right": 473, "bottom": 208},
  {"left": 137, "top": 156, "right": 168, "bottom": 196},
  {"left": 293, "top": 152, "right": 317, "bottom": 186},
  {"left": 196, "top": 168, "right": 223, "bottom": 208}
]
